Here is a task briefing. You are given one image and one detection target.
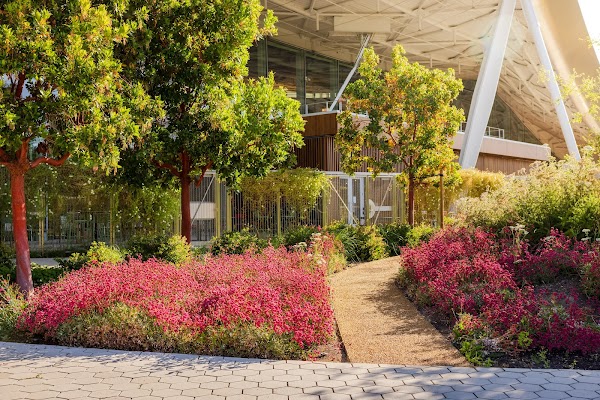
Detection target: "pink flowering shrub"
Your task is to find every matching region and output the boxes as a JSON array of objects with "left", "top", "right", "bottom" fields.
[
  {"left": 19, "top": 246, "right": 334, "bottom": 358},
  {"left": 499, "top": 228, "right": 586, "bottom": 285},
  {"left": 399, "top": 226, "right": 600, "bottom": 357}
]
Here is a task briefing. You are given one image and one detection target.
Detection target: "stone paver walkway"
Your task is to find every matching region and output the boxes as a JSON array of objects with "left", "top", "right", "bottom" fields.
[
  {"left": 329, "top": 257, "right": 467, "bottom": 366},
  {"left": 3, "top": 342, "right": 600, "bottom": 400}
]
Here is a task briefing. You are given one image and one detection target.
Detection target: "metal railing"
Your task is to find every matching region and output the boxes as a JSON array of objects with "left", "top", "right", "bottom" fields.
[{"left": 459, "top": 122, "right": 505, "bottom": 139}]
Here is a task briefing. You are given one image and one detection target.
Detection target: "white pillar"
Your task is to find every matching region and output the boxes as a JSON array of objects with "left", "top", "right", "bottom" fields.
[
  {"left": 521, "top": 0, "right": 580, "bottom": 160},
  {"left": 459, "top": 0, "right": 517, "bottom": 168}
]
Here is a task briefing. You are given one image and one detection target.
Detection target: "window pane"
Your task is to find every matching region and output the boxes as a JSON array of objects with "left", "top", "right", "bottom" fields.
[
  {"left": 306, "top": 56, "right": 336, "bottom": 113},
  {"left": 267, "top": 43, "right": 303, "bottom": 109}
]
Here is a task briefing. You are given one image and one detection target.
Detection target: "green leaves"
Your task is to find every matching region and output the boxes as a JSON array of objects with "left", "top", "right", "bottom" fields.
[
  {"left": 0, "top": 0, "right": 161, "bottom": 170},
  {"left": 337, "top": 45, "right": 464, "bottom": 183}
]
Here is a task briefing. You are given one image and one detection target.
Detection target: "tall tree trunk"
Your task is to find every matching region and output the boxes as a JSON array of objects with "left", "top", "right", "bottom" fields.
[
  {"left": 10, "top": 168, "right": 33, "bottom": 296},
  {"left": 407, "top": 174, "right": 415, "bottom": 227},
  {"left": 180, "top": 152, "right": 192, "bottom": 243}
]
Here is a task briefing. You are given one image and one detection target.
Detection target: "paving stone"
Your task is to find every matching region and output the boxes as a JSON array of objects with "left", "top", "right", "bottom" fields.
[
  {"left": 391, "top": 385, "right": 423, "bottom": 394},
  {"left": 362, "top": 386, "right": 394, "bottom": 395},
  {"left": 488, "top": 378, "right": 521, "bottom": 386},
  {"left": 302, "top": 386, "right": 333, "bottom": 395},
  {"left": 574, "top": 376, "right": 600, "bottom": 384},
  {"left": 412, "top": 393, "right": 444, "bottom": 400},
  {"left": 56, "top": 391, "right": 92, "bottom": 399},
  {"left": 461, "top": 378, "right": 493, "bottom": 386},
  {"left": 212, "top": 387, "right": 244, "bottom": 396},
  {"left": 515, "top": 377, "right": 549, "bottom": 385},
  {"left": 273, "top": 386, "right": 304, "bottom": 395},
  {"left": 567, "top": 390, "right": 600, "bottom": 399},
  {"left": 451, "top": 385, "right": 484, "bottom": 393},
  {"left": 118, "top": 389, "right": 152, "bottom": 398},
  {"left": 257, "top": 394, "right": 289, "bottom": 400},
  {"left": 443, "top": 392, "right": 477, "bottom": 399},
  {"left": 241, "top": 387, "right": 272, "bottom": 396},
  {"left": 534, "top": 390, "right": 571, "bottom": 399},
  {"left": 420, "top": 385, "right": 453, "bottom": 394},
  {"left": 510, "top": 384, "right": 543, "bottom": 392},
  {"left": 288, "top": 395, "right": 321, "bottom": 400},
  {"left": 319, "top": 394, "right": 352, "bottom": 400},
  {"left": 317, "top": 380, "right": 347, "bottom": 388},
  {"left": 87, "top": 390, "right": 121, "bottom": 399},
  {"left": 381, "top": 393, "right": 417, "bottom": 400},
  {"left": 229, "top": 380, "right": 259, "bottom": 389},
  {"left": 334, "top": 386, "right": 364, "bottom": 395},
  {"left": 222, "top": 395, "right": 256, "bottom": 400},
  {"left": 258, "top": 380, "right": 289, "bottom": 389},
  {"left": 140, "top": 382, "right": 171, "bottom": 391},
  {"left": 473, "top": 391, "right": 510, "bottom": 399},
  {"left": 149, "top": 388, "right": 182, "bottom": 397},
  {"left": 199, "top": 381, "right": 230, "bottom": 390},
  {"left": 504, "top": 391, "right": 539, "bottom": 399}
]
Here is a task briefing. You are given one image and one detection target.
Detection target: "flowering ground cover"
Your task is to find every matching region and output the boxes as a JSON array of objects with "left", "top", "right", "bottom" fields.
[
  {"left": 1, "top": 242, "right": 337, "bottom": 360},
  {"left": 399, "top": 226, "right": 600, "bottom": 368}
]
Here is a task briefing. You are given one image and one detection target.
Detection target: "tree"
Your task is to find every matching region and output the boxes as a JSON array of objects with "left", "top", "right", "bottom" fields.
[
  {"left": 118, "top": 0, "right": 305, "bottom": 243},
  {"left": 0, "top": 0, "right": 159, "bottom": 294},
  {"left": 337, "top": 46, "right": 464, "bottom": 226}
]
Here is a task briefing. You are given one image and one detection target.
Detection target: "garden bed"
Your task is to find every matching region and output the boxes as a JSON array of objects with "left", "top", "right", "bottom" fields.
[
  {"left": 1, "top": 241, "right": 341, "bottom": 361},
  {"left": 397, "top": 226, "right": 600, "bottom": 369}
]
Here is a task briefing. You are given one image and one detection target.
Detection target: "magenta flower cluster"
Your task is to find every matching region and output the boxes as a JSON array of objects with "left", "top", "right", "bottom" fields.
[
  {"left": 21, "top": 246, "right": 334, "bottom": 348},
  {"left": 400, "top": 227, "right": 600, "bottom": 354}
]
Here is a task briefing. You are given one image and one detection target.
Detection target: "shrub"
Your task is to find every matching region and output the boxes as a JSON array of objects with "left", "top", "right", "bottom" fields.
[
  {"left": 325, "top": 222, "right": 387, "bottom": 262},
  {"left": 58, "top": 242, "right": 125, "bottom": 271},
  {"left": 128, "top": 234, "right": 190, "bottom": 264},
  {"left": 210, "top": 229, "right": 268, "bottom": 256},
  {"left": 406, "top": 224, "right": 436, "bottom": 248},
  {"left": 399, "top": 226, "right": 600, "bottom": 356},
  {"left": 307, "top": 232, "right": 347, "bottom": 274},
  {"left": 55, "top": 302, "right": 305, "bottom": 359},
  {"left": 20, "top": 248, "right": 333, "bottom": 358},
  {"left": 0, "top": 279, "right": 27, "bottom": 341},
  {"left": 283, "top": 225, "right": 320, "bottom": 248},
  {"left": 457, "top": 152, "right": 600, "bottom": 242},
  {"left": 378, "top": 222, "right": 411, "bottom": 256},
  {"left": 0, "top": 243, "right": 14, "bottom": 270}
]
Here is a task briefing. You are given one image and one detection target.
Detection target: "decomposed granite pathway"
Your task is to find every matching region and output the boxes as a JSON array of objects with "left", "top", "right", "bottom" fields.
[
  {"left": 329, "top": 257, "right": 468, "bottom": 367},
  {"left": 3, "top": 342, "right": 600, "bottom": 400}
]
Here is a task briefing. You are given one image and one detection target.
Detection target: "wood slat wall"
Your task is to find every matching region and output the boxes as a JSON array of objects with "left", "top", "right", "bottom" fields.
[{"left": 299, "top": 113, "right": 537, "bottom": 175}]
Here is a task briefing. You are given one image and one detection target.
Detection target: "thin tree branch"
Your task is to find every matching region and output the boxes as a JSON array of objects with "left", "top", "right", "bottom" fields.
[
  {"left": 15, "top": 72, "right": 26, "bottom": 99},
  {"left": 30, "top": 152, "right": 71, "bottom": 169},
  {"left": 152, "top": 159, "right": 182, "bottom": 178},
  {"left": 195, "top": 161, "right": 213, "bottom": 187}
]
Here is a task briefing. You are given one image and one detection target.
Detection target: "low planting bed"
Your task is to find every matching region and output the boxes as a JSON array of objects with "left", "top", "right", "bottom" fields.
[
  {"left": 398, "top": 226, "right": 600, "bottom": 369},
  {"left": 1, "top": 242, "right": 339, "bottom": 360}
]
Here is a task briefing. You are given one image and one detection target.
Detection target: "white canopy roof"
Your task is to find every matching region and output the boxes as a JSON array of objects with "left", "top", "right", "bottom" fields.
[{"left": 267, "top": 0, "right": 599, "bottom": 157}]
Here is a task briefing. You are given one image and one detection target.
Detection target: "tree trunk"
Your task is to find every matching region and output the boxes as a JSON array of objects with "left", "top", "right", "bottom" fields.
[
  {"left": 10, "top": 169, "right": 33, "bottom": 296},
  {"left": 407, "top": 175, "right": 415, "bottom": 227},
  {"left": 180, "top": 152, "right": 192, "bottom": 243}
]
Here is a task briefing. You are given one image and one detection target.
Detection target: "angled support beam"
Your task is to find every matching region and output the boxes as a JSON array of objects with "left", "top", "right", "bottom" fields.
[
  {"left": 329, "top": 34, "right": 372, "bottom": 112},
  {"left": 521, "top": 0, "right": 580, "bottom": 160},
  {"left": 459, "top": 0, "right": 517, "bottom": 168}
]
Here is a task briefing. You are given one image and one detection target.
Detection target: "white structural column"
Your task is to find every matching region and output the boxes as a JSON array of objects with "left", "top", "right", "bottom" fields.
[
  {"left": 459, "top": 0, "right": 517, "bottom": 168},
  {"left": 521, "top": 0, "right": 580, "bottom": 160}
]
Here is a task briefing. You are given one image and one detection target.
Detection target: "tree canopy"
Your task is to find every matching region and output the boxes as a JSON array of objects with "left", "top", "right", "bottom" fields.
[
  {"left": 337, "top": 45, "right": 464, "bottom": 225},
  {"left": 0, "top": 0, "right": 161, "bottom": 294},
  {"left": 117, "top": 0, "right": 305, "bottom": 242}
]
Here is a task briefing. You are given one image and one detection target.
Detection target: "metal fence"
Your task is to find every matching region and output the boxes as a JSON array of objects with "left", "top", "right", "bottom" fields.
[{"left": 2, "top": 170, "right": 412, "bottom": 251}]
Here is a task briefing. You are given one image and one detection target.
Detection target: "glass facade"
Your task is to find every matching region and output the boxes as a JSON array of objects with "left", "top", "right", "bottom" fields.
[
  {"left": 248, "top": 40, "right": 539, "bottom": 145},
  {"left": 454, "top": 80, "right": 541, "bottom": 145},
  {"left": 248, "top": 39, "right": 353, "bottom": 114}
]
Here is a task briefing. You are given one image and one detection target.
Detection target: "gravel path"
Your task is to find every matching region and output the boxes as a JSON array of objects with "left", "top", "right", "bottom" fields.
[{"left": 329, "top": 257, "right": 469, "bottom": 367}]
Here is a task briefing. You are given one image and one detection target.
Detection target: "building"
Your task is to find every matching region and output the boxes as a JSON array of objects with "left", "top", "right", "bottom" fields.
[{"left": 248, "top": 0, "right": 599, "bottom": 174}]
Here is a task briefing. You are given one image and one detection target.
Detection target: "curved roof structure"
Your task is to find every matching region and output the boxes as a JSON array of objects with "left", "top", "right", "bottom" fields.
[{"left": 267, "top": 0, "right": 599, "bottom": 158}]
